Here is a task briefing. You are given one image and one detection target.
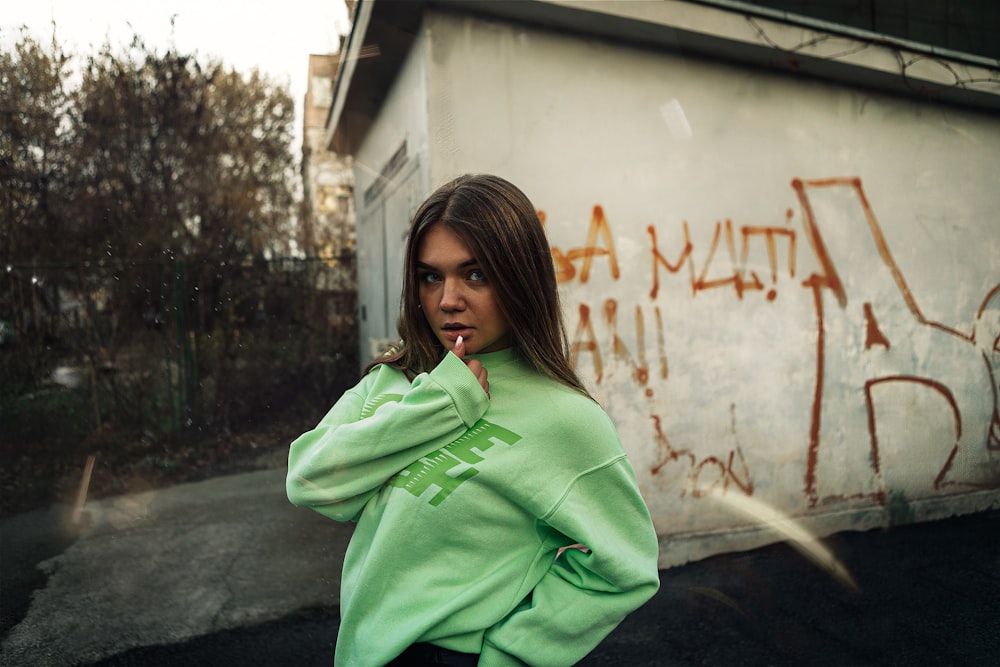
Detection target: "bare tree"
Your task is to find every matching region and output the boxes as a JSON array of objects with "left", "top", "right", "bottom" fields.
[{"left": 0, "top": 28, "right": 74, "bottom": 356}]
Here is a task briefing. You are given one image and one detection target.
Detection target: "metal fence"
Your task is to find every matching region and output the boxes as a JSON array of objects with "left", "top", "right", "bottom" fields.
[{"left": 0, "top": 253, "right": 358, "bottom": 514}]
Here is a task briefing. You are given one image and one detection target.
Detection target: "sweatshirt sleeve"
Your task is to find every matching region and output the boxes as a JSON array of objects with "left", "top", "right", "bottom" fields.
[
  {"left": 479, "top": 456, "right": 660, "bottom": 667},
  {"left": 286, "top": 353, "right": 488, "bottom": 521}
]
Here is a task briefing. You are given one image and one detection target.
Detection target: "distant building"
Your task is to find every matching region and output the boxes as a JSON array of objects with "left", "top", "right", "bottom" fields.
[
  {"left": 301, "top": 50, "right": 356, "bottom": 323},
  {"left": 301, "top": 51, "right": 355, "bottom": 266}
]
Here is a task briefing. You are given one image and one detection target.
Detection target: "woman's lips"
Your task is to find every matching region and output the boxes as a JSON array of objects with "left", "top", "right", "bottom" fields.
[{"left": 441, "top": 326, "right": 472, "bottom": 341}]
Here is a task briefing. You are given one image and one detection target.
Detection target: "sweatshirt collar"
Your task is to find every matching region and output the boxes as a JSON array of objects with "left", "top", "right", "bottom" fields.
[{"left": 466, "top": 346, "right": 520, "bottom": 369}]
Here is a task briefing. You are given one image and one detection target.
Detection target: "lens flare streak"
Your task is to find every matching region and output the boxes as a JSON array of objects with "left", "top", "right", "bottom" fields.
[{"left": 708, "top": 488, "right": 860, "bottom": 591}]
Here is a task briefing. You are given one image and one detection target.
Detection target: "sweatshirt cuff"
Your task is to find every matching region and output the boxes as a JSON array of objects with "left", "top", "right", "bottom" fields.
[{"left": 429, "top": 352, "right": 488, "bottom": 427}]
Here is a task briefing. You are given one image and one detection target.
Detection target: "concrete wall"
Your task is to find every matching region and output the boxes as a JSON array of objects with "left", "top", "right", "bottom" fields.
[
  {"left": 353, "top": 31, "right": 430, "bottom": 357},
  {"left": 353, "top": 5, "right": 1000, "bottom": 566}
]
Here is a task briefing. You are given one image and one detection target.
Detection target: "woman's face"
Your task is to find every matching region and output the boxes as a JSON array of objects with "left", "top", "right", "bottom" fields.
[{"left": 416, "top": 223, "right": 512, "bottom": 355}]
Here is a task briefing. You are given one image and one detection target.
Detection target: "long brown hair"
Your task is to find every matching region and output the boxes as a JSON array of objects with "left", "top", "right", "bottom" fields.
[{"left": 366, "top": 173, "right": 590, "bottom": 397}]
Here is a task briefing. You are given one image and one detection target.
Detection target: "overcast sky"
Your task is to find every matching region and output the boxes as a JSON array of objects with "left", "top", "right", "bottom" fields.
[{"left": 2, "top": 0, "right": 352, "bottom": 149}]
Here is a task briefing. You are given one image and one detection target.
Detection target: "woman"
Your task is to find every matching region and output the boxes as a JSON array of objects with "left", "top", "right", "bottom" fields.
[{"left": 287, "top": 174, "right": 659, "bottom": 666}]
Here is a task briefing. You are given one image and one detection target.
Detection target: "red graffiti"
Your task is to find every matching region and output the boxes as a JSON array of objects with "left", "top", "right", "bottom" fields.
[
  {"left": 551, "top": 177, "right": 999, "bottom": 504},
  {"left": 647, "top": 219, "right": 796, "bottom": 300},
  {"left": 569, "top": 299, "right": 667, "bottom": 388},
  {"left": 650, "top": 414, "right": 754, "bottom": 498},
  {"left": 544, "top": 205, "right": 620, "bottom": 284},
  {"left": 795, "top": 177, "right": 998, "bottom": 506}
]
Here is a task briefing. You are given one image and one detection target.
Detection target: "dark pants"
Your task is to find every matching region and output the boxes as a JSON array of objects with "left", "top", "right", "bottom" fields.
[{"left": 386, "top": 642, "right": 479, "bottom": 667}]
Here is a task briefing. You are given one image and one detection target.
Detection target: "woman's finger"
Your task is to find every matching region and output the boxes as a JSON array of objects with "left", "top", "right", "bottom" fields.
[{"left": 464, "top": 359, "right": 490, "bottom": 397}]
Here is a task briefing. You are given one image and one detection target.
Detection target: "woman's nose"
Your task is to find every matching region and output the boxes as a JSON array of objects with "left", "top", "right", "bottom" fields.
[{"left": 440, "top": 278, "right": 465, "bottom": 311}]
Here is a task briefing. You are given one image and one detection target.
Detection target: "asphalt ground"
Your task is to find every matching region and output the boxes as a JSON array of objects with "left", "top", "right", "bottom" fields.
[
  {"left": 2, "top": 467, "right": 998, "bottom": 666},
  {"left": 88, "top": 509, "right": 1000, "bottom": 667}
]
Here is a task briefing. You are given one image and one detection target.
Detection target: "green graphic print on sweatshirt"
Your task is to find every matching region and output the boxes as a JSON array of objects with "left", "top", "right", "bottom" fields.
[
  {"left": 287, "top": 347, "right": 660, "bottom": 667},
  {"left": 390, "top": 419, "right": 523, "bottom": 506}
]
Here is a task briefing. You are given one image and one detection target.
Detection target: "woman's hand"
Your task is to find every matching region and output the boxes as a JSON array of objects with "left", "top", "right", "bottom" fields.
[{"left": 453, "top": 335, "right": 490, "bottom": 399}]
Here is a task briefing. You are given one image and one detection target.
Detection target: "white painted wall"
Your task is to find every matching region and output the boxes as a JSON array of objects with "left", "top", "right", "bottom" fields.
[
  {"left": 353, "top": 31, "right": 432, "bottom": 359},
  {"left": 356, "top": 7, "right": 1000, "bottom": 566}
]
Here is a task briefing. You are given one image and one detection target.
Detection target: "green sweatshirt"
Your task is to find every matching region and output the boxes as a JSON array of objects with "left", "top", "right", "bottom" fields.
[{"left": 287, "top": 347, "right": 660, "bottom": 666}]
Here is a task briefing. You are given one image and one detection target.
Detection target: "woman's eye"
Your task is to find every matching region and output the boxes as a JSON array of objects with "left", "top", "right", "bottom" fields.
[
  {"left": 420, "top": 272, "right": 441, "bottom": 284},
  {"left": 469, "top": 270, "right": 486, "bottom": 282}
]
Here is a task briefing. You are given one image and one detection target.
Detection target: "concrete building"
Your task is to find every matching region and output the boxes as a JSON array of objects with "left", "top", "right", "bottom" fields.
[
  {"left": 302, "top": 52, "right": 355, "bottom": 267},
  {"left": 323, "top": 0, "right": 1000, "bottom": 566},
  {"left": 301, "top": 50, "right": 356, "bottom": 324}
]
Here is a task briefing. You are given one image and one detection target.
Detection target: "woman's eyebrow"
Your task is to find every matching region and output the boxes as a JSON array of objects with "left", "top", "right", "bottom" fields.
[{"left": 416, "top": 258, "right": 479, "bottom": 270}]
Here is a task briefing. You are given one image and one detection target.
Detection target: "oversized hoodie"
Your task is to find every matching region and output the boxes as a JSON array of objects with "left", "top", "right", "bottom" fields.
[{"left": 286, "top": 347, "right": 660, "bottom": 666}]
